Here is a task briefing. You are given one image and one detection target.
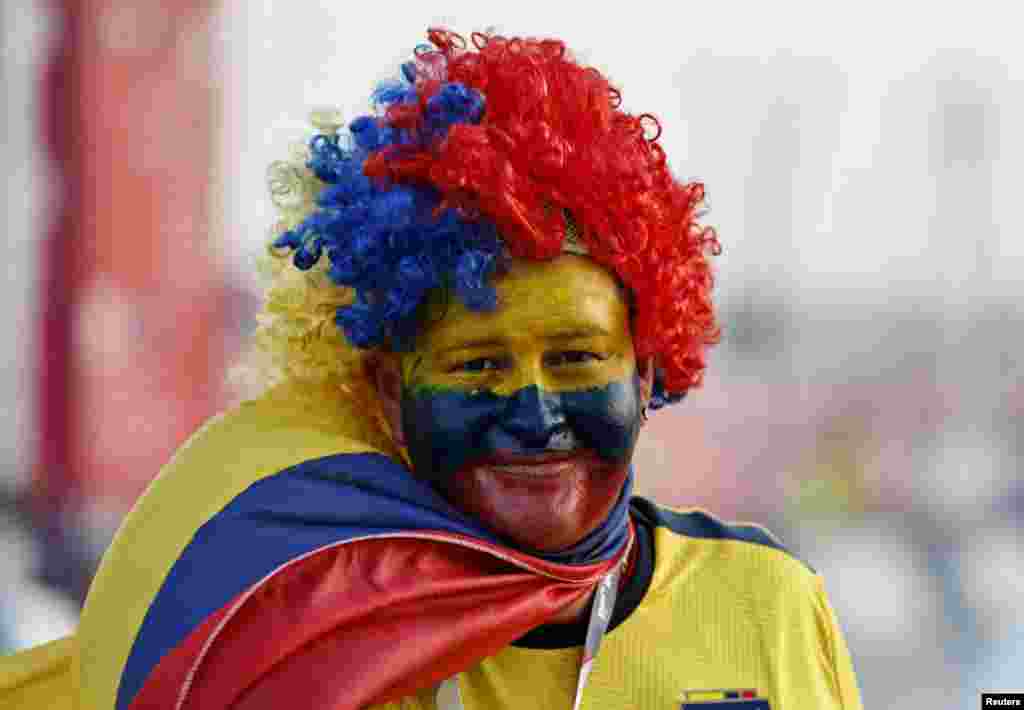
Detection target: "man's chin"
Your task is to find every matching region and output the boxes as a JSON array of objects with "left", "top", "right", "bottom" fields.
[
  {"left": 504, "top": 527, "right": 586, "bottom": 553},
  {"left": 470, "top": 503, "right": 597, "bottom": 553}
]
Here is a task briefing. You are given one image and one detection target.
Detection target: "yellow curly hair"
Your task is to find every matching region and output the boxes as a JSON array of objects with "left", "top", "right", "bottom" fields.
[{"left": 228, "top": 112, "right": 399, "bottom": 456}]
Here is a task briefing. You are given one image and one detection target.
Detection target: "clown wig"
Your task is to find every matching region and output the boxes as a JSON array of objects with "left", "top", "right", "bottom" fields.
[{"left": 244, "top": 28, "right": 720, "bottom": 413}]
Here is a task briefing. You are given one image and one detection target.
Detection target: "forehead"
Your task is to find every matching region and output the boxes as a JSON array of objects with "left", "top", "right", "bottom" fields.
[{"left": 414, "top": 255, "right": 631, "bottom": 351}]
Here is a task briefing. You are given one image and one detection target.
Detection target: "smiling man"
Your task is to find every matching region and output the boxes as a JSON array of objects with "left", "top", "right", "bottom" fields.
[
  {"left": 1, "top": 28, "right": 862, "bottom": 710},
  {"left": 381, "top": 255, "right": 647, "bottom": 555}
]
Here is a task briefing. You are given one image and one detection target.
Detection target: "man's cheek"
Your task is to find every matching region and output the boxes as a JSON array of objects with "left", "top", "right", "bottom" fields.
[
  {"left": 400, "top": 387, "right": 503, "bottom": 481},
  {"left": 560, "top": 377, "right": 642, "bottom": 464}
]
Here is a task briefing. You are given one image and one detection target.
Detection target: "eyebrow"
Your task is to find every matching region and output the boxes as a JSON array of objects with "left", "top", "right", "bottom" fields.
[
  {"left": 544, "top": 326, "right": 611, "bottom": 342},
  {"left": 437, "top": 326, "right": 611, "bottom": 356}
]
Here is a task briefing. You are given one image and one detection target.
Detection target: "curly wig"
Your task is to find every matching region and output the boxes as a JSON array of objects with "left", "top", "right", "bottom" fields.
[{"left": 260, "top": 28, "right": 719, "bottom": 410}]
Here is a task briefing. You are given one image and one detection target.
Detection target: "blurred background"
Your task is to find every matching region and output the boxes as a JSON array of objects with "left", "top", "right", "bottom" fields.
[{"left": 2, "top": 1, "right": 1021, "bottom": 706}]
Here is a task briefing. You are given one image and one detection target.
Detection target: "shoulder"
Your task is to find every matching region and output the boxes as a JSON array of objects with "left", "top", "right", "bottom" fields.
[
  {"left": 628, "top": 498, "right": 839, "bottom": 664},
  {"left": 84, "top": 381, "right": 401, "bottom": 614},
  {"left": 628, "top": 499, "right": 863, "bottom": 706},
  {"left": 629, "top": 497, "right": 820, "bottom": 613},
  {"left": 77, "top": 383, "right": 400, "bottom": 710},
  {"left": 133, "top": 381, "right": 405, "bottom": 512},
  {"left": 630, "top": 497, "right": 813, "bottom": 572}
]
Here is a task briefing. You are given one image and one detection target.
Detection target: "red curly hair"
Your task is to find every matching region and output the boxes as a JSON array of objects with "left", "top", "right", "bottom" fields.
[{"left": 365, "top": 28, "right": 720, "bottom": 395}]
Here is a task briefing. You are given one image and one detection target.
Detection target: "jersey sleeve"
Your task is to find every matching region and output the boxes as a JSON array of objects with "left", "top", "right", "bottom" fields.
[
  {"left": 0, "top": 635, "right": 77, "bottom": 710},
  {"left": 813, "top": 576, "right": 864, "bottom": 710}
]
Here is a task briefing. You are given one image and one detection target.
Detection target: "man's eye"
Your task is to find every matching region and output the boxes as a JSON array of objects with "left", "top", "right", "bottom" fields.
[
  {"left": 455, "top": 357, "right": 507, "bottom": 373},
  {"left": 546, "top": 351, "right": 603, "bottom": 367}
]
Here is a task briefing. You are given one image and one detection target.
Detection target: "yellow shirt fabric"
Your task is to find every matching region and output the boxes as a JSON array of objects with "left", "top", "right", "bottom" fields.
[{"left": 373, "top": 503, "right": 863, "bottom": 710}]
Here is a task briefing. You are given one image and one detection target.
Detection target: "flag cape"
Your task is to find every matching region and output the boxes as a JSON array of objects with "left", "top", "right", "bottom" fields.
[
  {"left": 120, "top": 452, "right": 631, "bottom": 709},
  {"left": 3, "top": 384, "right": 630, "bottom": 709}
]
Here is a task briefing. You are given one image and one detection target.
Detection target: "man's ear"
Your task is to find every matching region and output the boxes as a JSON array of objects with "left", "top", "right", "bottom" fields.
[
  {"left": 371, "top": 352, "right": 405, "bottom": 447},
  {"left": 638, "top": 357, "right": 655, "bottom": 418}
]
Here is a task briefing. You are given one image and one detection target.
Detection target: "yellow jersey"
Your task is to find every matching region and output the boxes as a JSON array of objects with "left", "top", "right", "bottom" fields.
[{"left": 373, "top": 500, "right": 863, "bottom": 710}]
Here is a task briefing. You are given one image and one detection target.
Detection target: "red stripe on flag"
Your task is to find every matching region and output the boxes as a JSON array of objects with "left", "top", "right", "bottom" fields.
[{"left": 131, "top": 535, "right": 614, "bottom": 710}]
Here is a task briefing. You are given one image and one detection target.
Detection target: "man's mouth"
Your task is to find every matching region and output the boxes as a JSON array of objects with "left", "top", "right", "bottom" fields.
[{"left": 475, "top": 451, "right": 584, "bottom": 479}]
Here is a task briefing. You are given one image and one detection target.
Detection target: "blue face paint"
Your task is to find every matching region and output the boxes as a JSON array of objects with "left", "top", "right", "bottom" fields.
[{"left": 400, "top": 373, "right": 643, "bottom": 483}]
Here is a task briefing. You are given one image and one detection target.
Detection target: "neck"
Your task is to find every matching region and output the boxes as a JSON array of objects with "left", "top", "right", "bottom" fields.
[{"left": 546, "top": 530, "right": 637, "bottom": 626}]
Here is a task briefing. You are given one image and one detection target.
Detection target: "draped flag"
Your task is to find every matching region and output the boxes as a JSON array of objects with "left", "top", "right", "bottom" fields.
[
  {"left": 120, "top": 452, "right": 631, "bottom": 709},
  {"left": 0, "top": 384, "right": 633, "bottom": 709}
]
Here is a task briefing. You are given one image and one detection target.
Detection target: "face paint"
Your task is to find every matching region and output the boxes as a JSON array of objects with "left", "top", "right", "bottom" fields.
[
  {"left": 397, "top": 255, "right": 646, "bottom": 551},
  {"left": 401, "top": 378, "right": 642, "bottom": 484}
]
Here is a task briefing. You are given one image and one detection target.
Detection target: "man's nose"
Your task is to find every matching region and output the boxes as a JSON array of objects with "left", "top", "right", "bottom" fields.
[{"left": 497, "top": 385, "right": 573, "bottom": 451}]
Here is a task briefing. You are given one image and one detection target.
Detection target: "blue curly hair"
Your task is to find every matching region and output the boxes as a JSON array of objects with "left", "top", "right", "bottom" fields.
[{"left": 272, "top": 75, "right": 508, "bottom": 352}]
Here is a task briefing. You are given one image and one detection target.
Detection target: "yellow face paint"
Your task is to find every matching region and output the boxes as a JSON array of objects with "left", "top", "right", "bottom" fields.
[{"left": 402, "top": 254, "right": 636, "bottom": 396}]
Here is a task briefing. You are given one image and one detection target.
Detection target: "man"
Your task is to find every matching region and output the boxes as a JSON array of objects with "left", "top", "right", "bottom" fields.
[{"left": 0, "top": 28, "right": 862, "bottom": 709}]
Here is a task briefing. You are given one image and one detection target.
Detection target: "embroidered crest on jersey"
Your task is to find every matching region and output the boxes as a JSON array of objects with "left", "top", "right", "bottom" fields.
[{"left": 680, "top": 688, "right": 770, "bottom": 709}]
